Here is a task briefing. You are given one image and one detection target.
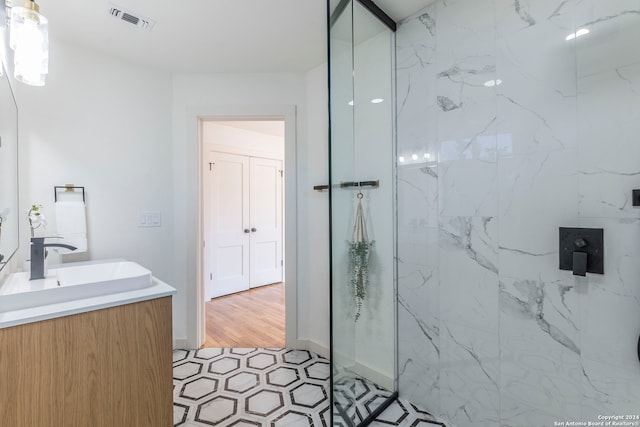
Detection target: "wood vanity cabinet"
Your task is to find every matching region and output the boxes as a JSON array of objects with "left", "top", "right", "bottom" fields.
[{"left": 0, "top": 296, "right": 173, "bottom": 427}]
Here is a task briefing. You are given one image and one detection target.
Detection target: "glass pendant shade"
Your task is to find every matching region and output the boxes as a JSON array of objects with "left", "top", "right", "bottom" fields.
[{"left": 10, "top": 1, "right": 48, "bottom": 86}]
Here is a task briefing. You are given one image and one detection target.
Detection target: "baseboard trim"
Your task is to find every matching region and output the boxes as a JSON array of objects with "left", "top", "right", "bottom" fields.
[
  {"left": 353, "top": 360, "right": 395, "bottom": 391},
  {"left": 307, "top": 340, "right": 330, "bottom": 359},
  {"left": 173, "top": 337, "right": 329, "bottom": 353},
  {"left": 333, "top": 347, "right": 395, "bottom": 391},
  {"left": 289, "top": 339, "right": 330, "bottom": 359},
  {"left": 173, "top": 338, "right": 190, "bottom": 349}
]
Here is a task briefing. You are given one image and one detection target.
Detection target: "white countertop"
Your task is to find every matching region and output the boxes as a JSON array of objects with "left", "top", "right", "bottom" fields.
[{"left": 0, "top": 260, "right": 176, "bottom": 329}]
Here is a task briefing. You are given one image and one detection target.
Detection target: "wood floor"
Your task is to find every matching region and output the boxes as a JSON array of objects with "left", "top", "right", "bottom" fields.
[{"left": 203, "top": 282, "right": 285, "bottom": 348}]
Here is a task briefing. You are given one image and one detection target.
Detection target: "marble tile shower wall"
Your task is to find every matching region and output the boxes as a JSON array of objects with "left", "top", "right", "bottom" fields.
[{"left": 396, "top": 0, "right": 640, "bottom": 426}]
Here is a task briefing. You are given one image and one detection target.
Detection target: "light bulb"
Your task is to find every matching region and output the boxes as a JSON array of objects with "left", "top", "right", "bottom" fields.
[{"left": 10, "top": 1, "right": 49, "bottom": 86}]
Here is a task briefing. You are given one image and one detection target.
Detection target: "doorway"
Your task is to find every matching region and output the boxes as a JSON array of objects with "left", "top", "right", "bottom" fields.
[{"left": 201, "top": 119, "right": 286, "bottom": 347}]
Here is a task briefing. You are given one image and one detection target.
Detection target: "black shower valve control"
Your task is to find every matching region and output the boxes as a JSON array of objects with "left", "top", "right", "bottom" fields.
[{"left": 559, "top": 227, "right": 604, "bottom": 277}]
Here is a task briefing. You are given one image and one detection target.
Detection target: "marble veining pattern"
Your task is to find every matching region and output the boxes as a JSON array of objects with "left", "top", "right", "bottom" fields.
[
  {"left": 499, "top": 279, "right": 579, "bottom": 355},
  {"left": 396, "top": 0, "right": 640, "bottom": 425}
]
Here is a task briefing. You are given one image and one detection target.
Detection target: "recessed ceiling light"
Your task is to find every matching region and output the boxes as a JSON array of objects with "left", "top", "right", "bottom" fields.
[
  {"left": 577, "top": 28, "right": 590, "bottom": 37},
  {"left": 371, "top": 98, "right": 384, "bottom": 104},
  {"left": 484, "top": 79, "right": 502, "bottom": 87},
  {"left": 566, "top": 28, "right": 590, "bottom": 41}
]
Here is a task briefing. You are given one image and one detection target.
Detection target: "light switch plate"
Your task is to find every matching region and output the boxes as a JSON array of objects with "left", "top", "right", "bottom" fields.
[{"left": 138, "top": 211, "right": 161, "bottom": 227}]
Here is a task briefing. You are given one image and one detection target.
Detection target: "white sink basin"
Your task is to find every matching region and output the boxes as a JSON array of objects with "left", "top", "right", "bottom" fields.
[{"left": 0, "top": 261, "right": 152, "bottom": 312}]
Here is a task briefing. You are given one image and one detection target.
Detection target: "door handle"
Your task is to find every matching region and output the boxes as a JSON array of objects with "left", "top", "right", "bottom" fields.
[
  {"left": 244, "top": 229, "right": 250, "bottom": 233},
  {"left": 251, "top": 228, "right": 257, "bottom": 232}
]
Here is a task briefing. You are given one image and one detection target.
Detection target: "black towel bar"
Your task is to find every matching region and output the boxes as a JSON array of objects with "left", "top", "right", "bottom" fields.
[
  {"left": 54, "top": 185, "right": 86, "bottom": 203},
  {"left": 313, "top": 180, "right": 380, "bottom": 192}
]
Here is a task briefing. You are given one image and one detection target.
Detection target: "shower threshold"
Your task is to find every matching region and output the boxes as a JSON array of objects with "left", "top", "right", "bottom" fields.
[{"left": 332, "top": 373, "right": 446, "bottom": 427}]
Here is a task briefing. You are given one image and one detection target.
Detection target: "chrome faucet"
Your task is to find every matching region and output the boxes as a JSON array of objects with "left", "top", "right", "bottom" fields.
[{"left": 30, "top": 237, "right": 77, "bottom": 280}]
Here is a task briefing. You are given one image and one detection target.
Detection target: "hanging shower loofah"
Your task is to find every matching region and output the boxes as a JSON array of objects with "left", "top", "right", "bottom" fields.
[{"left": 349, "top": 192, "right": 374, "bottom": 321}]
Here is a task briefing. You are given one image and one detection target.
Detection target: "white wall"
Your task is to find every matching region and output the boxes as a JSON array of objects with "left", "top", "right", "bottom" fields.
[
  {"left": 12, "top": 39, "right": 174, "bottom": 285},
  {"left": 7, "top": 38, "right": 332, "bottom": 353},
  {"left": 171, "top": 72, "right": 324, "bottom": 347},
  {"left": 303, "top": 64, "right": 330, "bottom": 354}
]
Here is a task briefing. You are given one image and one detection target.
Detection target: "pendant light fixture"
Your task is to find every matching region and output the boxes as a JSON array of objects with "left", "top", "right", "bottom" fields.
[{"left": 9, "top": 0, "right": 48, "bottom": 86}]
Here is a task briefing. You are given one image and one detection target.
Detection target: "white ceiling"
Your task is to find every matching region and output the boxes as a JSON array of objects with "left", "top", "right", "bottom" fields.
[{"left": 38, "top": 0, "right": 434, "bottom": 74}]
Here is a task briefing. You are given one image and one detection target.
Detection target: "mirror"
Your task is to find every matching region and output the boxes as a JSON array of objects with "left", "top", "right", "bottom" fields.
[{"left": 0, "top": 63, "right": 19, "bottom": 271}]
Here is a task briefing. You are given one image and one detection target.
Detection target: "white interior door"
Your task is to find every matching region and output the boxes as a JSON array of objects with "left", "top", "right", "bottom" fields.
[
  {"left": 207, "top": 152, "right": 251, "bottom": 299},
  {"left": 249, "top": 157, "right": 283, "bottom": 288}
]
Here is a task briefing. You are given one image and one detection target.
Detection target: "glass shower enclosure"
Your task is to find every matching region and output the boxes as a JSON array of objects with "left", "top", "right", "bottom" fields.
[{"left": 328, "top": 1, "right": 397, "bottom": 426}]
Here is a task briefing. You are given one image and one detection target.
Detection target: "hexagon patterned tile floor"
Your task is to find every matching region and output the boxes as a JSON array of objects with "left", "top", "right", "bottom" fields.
[{"left": 173, "top": 348, "right": 446, "bottom": 427}]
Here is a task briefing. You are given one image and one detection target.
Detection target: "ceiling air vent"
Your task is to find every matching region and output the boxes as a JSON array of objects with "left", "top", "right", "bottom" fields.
[{"left": 107, "top": 2, "right": 155, "bottom": 31}]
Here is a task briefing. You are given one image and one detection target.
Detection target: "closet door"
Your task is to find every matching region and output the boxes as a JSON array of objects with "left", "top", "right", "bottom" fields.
[
  {"left": 249, "top": 157, "right": 283, "bottom": 288},
  {"left": 207, "top": 152, "right": 251, "bottom": 298}
]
